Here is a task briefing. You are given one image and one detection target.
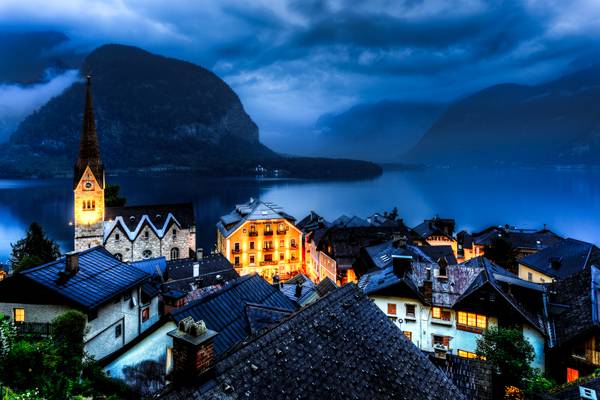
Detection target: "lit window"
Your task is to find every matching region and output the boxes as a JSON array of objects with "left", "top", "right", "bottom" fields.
[
  {"left": 458, "top": 349, "right": 482, "bottom": 359},
  {"left": 13, "top": 308, "right": 25, "bottom": 322},
  {"left": 457, "top": 311, "right": 487, "bottom": 329},
  {"left": 280, "top": 239, "right": 285, "bottom": 247},
  {"left": 567, "top": 367, "right": 579, "bottom": 383},
  {"left": 405, "top": 304, "right": 416, "bottom": 318},
  {"left": 433, "top": 335, "right": 450, "bottom": 347},
  {"left": 387, "top": 303, "right": 397, "bottom": 315},
  {"left": 291, "top": 239, "right": 296, "bottom": 247},
  {"left": 432, "top": 307, "right": 451, "bottom": 320},
  {"left": 403, "top": 331, "right": 412, "bottom": 340}
]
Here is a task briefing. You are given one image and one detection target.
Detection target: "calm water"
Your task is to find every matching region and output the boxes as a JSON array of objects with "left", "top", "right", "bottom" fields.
[{"left": 0, "top": 168, "right": 599, "bottom": 261}]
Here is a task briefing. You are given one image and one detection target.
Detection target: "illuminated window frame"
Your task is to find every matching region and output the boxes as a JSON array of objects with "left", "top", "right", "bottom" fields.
[{"left": 13, "top": 308, "right": 25, "bottom": 322}]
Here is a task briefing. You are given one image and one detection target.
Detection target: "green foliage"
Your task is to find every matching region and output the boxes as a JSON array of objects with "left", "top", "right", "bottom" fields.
[
  {"left": 105, "top": 183, "right": 127, "bottom": 207},
  {"left": 0, "top": 318, "right": 16, "bottom": 362},
  {"left": 484, "top": 236, "right": 518, "bottom": 271},
  {"left": 10, "top": 222, "right": 60, "bottom": 273},
  {"left": 476, "top": 326, "right": 535, "bottom": 389},
  {"left": 524, "top": 369, "right": 556, "bottom": 394}
]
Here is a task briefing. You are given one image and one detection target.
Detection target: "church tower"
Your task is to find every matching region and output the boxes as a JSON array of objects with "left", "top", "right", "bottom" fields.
[{"left": 74, "top": 76, "right": 105, "bottom": 251}]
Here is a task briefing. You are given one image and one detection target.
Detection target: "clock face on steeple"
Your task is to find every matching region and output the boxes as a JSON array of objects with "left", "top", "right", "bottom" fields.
[{"left": 84, "top": 180, "right": 94, "bottom": 191}]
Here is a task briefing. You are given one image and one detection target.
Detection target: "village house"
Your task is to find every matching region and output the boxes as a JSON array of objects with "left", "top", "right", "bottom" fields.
[
  {"left": 517, "top": 238, "right": 600, "bottom": 283},
  {"left": 545, "top": 265, "right": 600, "bottom": 384},
  {"left": 100, "top": 274, "right": 295, "bottom": 385},
  {"left": 413, "top": 216, "right": 459, "bottom": 257},
  {"left": 0, "top": 246, "right": 158, "bottom": 360},
  {"left": 158, "top": 283, "right": 467, "bottom": 400},
  {"left": 216, "top": 198, "right": 303, "bottom": 282},
  {"left": 73, "top": 76, "right": 196, "bottom": 261},
  {"left": 359, "top": 253, "right": 548, "bottom": 371},
  {"left": 296, "top": 211, "right": 331, "bottom": 282}
]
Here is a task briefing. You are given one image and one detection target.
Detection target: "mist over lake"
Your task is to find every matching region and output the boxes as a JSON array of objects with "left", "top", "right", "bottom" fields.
[{"left": 0, "top": 167, "right": 598, "bottom": 262}]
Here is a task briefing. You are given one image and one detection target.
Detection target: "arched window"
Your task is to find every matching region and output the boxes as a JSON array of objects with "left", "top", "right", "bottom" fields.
[
  {"left": 87, "top": 200, "right": 91, "bottom": 209},
  {"left": 142, "top": 250, "right": 152, "bottom": 259},
  {"left": 172, "top": 228, "right": 177, "bottom": 238},
  {"left": 115, "top": 233, "right": 120, "bottom": 241},
  {"left": 170, "top": 247, "right": 180, "bottom": 260},
  {"left": 91, "top": 200, "right": 95, "bottom": 210},
  {"left": 144, "top": 230, "right": 149, "bottom": 239},
  {"left": 114, "top": 253, "right": 123, "bottom": 261},
  {"left": 82, "top": 201, "right": 86, "bottom": 210}
]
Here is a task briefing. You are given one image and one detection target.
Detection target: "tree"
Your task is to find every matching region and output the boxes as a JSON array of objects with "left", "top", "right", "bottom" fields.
[
  {"left": 105, "top": 183, "right": 127, "bottom": 207},
  {"left": 10, "top": 222, "right": 60, "bottom": 273},
  {"left": 476, "top": 327, "right": 535, "bottom": 390},
  {"left": 484, "top": 236, "right": 518, "bottom": 272}
]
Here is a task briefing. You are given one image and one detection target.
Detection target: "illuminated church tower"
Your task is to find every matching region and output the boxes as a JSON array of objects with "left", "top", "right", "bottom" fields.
[{"left": 74, "top": 76, "right": 105, "bottom": 251}]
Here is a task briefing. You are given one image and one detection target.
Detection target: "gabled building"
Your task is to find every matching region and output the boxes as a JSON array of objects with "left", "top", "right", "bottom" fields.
[
  {"left": 158, "top": 284, "right": 465, "bottom": 400},
  {"left": 296, "top": 211, "right": 331, "bottom": 282},
  {"left": 0, "top": 246, "right": 157, "bottom": 360},
  {"left": 216, "top": 198, "right": 303, "bottom": 282},
  {"left": 72, "top": 76, "right": 196, "bottom": 261},
  {"left": 546, "top": 265, "right": 600, "bottom": 384},
  {"left": 518, "top": 238, "right": 600, "bottom": 283},
  {"left": 469, "top": 225, "right": 563, "bottom": 260},
  {"left": 102, "top": 274, "right": 295, "bottom": 383}
]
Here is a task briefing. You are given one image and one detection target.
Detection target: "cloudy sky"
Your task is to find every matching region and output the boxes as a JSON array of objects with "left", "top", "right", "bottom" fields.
[{"left": 1, "top": 0, "right": 600, "bottom": 152}]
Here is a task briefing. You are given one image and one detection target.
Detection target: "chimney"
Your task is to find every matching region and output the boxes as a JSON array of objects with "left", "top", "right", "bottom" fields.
[
  {"left": 295, "top": 281, "right": 303, "bottom": 298},
  {"left": 168, "top": 317, "right": 218, "bottom": 382},
  {"left": 421, "top": 267, "right": 433, "bottom": 302},
  {"left": 65, "top": 251, "right": 79, "bottom": 275},
  {"left": 392, "top": 255, "right": 412, "bottom": 277},
  {"left": 272, "top": 275, "right": 281, "bottom": 288},
  {"left": 197, "top": 248, "right": 204, "bottom": 260}
]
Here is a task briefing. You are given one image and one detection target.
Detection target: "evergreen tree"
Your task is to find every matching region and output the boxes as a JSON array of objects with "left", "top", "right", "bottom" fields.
[
  {"left": 105, "top": 183, "right": 127, "bottom": 207},
  {"left": 10, "top": 222, "right": 60, "bottom": 273}
]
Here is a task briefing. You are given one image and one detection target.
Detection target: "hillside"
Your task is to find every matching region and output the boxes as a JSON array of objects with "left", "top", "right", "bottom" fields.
[
  {"left": 406, "top": 65, "right": 600, "bottom": 166},
  {"left": 315, "top": 101, "right": 445, "bottom": 162},
  {"left": 1, "top": 44, "right": 381, "bottom": 179}
]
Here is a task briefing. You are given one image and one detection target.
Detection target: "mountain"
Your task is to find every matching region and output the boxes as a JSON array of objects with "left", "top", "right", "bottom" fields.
[
  {"left": 406, "top": 65, "right": 600, "bottom": 166},
  {"left": 0, "top": 44, "right": 380, "bottom": 179},
  {"left": 315, "top": 101, "right": 445, "bottom": 162}
]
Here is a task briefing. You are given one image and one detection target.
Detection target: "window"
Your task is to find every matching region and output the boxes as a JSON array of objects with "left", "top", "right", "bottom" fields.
[
  {"left": 172, "top": 228, "right": 177, "bottom": 238},
  {"left": 250, "top": 241, "right": 255, "bottom": 250},
  {"left": 82, "top": 201, "right": 86, "bottom": 210},
  {"left": 403, "top": 331, "right": 412, "bottom": 340},
  {"left": 528, "top": 272, "right": 533, "bottom": 281},
  {"left": 234, "top": 242, "right": 240, "bottom": 252},
  {"left": 170, "top": 247, "right": 180, "bottom": 260},
  {"left": 115, "top": 324, "right": 122, "bottom": 338},
  {"left": 265, "top": 224, "right": 272, "bottom": 233},
  {"left": 144, "top": 230, "right": 149, "bottom": 239},
  {"left": 141, "top": 307, "right": 150, "bottom": 322},
  {"left": 264, "top": 254, "right": 273, "bottom": 262},
  {"left": 92, "top": 200, "right": 95, "bottom": 209},
  {"left": 458, "top": 350, "right": 479, "bottom": 359},
  {"left": 280, "top": 239, "right": 285, "bottom": 247},
  {"left": 567, "top": 367, "right": 579, "bottom": 383},
  {"left": 457, "top": 311, "right": 487, "bottom": 330},
  {"left": 13, "top": 308, "right": 25, "bottom": 322},
  {"left": 264, "top": 241, "right": 273, "bottom": 250},
  {"left": 387, "top": 303, "right": 397, "bottom": 315},
  {"left": 291, "top": 239, "right": 297, "bottom": 248},
  {"left": 142, "top": 249, "right": 152, "bottom": 259},
  {"left": 234, "top": 256, "right": 240, "bottom": 266},
  {"left": 279, "top": 223, "right": 284, "bottom": 232},
  {"left": 114, "top": 253, "right": 123, "bottom": 261},
  {"left": 115, "top": 233, "right": 120, "bottom": 241},
  {"left": 279, "top": 253, "right": 284, "bottom": 261},
  {"left": 432, "top": 307, "right": 451, "bottom": 321},
  {"left": 433, "top": 335, "right": 450, "bottom": 348},
  {"left": 405, "top": 304, "right": 416, "bottom": 319},
  {"left": 249, "top": 255, "right": 255, "bottom": 264}
]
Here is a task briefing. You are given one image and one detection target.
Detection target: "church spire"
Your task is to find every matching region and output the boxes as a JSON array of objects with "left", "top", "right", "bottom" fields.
[{"left": 74, "top": 75, "right": 104, "bottom": 189}]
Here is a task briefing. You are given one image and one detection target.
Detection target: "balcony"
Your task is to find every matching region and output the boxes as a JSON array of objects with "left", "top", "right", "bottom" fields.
[
  {"left": 276, "top": 230, "right": 287, "bottom": 235},
  {"left": 290, "top": 244, "right": 298, "bottom": 250},
  {"left": 263, "top": 231, "right": 273, "bottom": 237},
  {"left": 288, "top": 258, "right": 299, "bottom": 264},
  {"left": 262, "top": 247, "right": 275, "bottom": 252},
  {"left": 249, "top": 231, "right": 258, "bottom": 237},
  {"left": 232, "top": 248, "right": 242, "bottom": 254},
  {"left": 260, "top": 260, "right": 278, "bottom": 266}
]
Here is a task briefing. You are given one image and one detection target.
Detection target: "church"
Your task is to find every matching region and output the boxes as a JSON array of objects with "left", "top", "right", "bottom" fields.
[{"left": 73, "top": 76, "right": 196, "bottom": 262}]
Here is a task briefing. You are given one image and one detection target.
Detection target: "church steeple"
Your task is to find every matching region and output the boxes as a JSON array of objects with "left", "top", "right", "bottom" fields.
[{"left": 74, "top": 75, "right": 104, "bottom": 190}]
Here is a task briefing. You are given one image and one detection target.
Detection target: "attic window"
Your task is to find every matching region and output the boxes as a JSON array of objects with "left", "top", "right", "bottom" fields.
[
  {"left": 387, "top": 303, "right": 397, "bottom": 315},
  {"left": 144, "top": 230, "right": 149, "bottom": 239}
]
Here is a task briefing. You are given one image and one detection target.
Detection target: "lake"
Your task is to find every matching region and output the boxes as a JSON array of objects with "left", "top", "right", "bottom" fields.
[{"left": 0, "top": 167, "right": 599, "bottom": 262}]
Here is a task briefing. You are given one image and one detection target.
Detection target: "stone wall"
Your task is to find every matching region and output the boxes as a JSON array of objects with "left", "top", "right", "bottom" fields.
[{"left": 0, "top": 302, "right": 71, "bottom": 323}]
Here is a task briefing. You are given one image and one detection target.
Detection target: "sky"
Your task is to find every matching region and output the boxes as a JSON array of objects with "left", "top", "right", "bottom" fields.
[{"left": 1, "top": 0, "right": 600, "bottom": 153}]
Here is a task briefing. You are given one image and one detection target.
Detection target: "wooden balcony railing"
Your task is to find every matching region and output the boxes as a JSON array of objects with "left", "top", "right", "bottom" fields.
[
  {"left": 232, "top": 248, "right": 241, "bottom": 254},
  {"left": 262, "top": 247, "right": 275, "bottom": 252},
  {"left": 263, "top": 231, "right": 273, "bottom": 237},
  {"left": 260, "top": 260, "right": 278, "bottom": 266},
  {"left": 276, "top": 230, "right": 287, "bottom": 235},
  {"left": 249, "top": 231, "right": 258, "bottom": 237}
]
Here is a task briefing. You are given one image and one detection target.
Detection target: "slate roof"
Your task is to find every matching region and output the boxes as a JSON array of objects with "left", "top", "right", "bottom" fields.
[
  {"left": 296, "top": 211, "right": 330, "bottom": 232},
  {"left": 169, "top": 275, "right": 296, "bottom": 356},
  {"left": 280, "top": 274, "right": 319, "bottom": 306},
  {"left": 17, "top": 246, "right": 150, "bottom": 310},
  {"left": 161, "top": 284, "right": 465, "bottom": 400},
  {"left": 162, "top": 255, "right": 238, "bottom": 295},
  {"left": 131, "top": 256, "right": 167, "bottom": 278},
  {"left": 520, "top": 238, "right": 600, "bottom": 279},
  {"left": 429, "top": 353, "right": 493, "bottom": 400},
  {"left": 455, "top": 257, "right": 548, "bottom": 335},
  {"left": 217, "top": 198, "right": 296, "bottom": 237},
  {"left": 104, "top": 203, "right": 195, "bottom": 241},
  {"left": 315, "top": 277, "right": 338, "bottom": 297},
  {"left": 549, "top": 265, "right": 600, "bottom": 346},
  {"left": 472, "top": 226, "right": 563, "bottom": 250},
  {"left": 419, "top": 245, "right": 458, "bottom": 265},
  {"left": 413, "top": 217, "right": 456, "bottom": 240},
  {"left": 363, "top": 240, "right": 435, "bottom": 270},
  {"left": 331, "top": 214, "right": 371, "bottom": 227}
]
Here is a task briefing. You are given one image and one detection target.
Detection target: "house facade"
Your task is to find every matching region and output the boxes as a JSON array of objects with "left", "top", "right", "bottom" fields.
[
  {"left": 0, "top": 247, "right": 158, "bottom": 360},
  {"left": 216, "top": 198, "right": 303, "bottom": 282}
]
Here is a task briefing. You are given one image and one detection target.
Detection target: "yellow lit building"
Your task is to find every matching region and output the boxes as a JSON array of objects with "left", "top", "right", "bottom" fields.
[{"left": 216, "top": 198, "right": 303, "bottom": 282}]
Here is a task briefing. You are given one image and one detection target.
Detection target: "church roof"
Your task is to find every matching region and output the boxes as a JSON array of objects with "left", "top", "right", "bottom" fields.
[
  {"left": 104, "top": 203, "right": 195, "bottom": 242},
  {"left": 74, "top": 76, "right": 104, "bottom": 190}
]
